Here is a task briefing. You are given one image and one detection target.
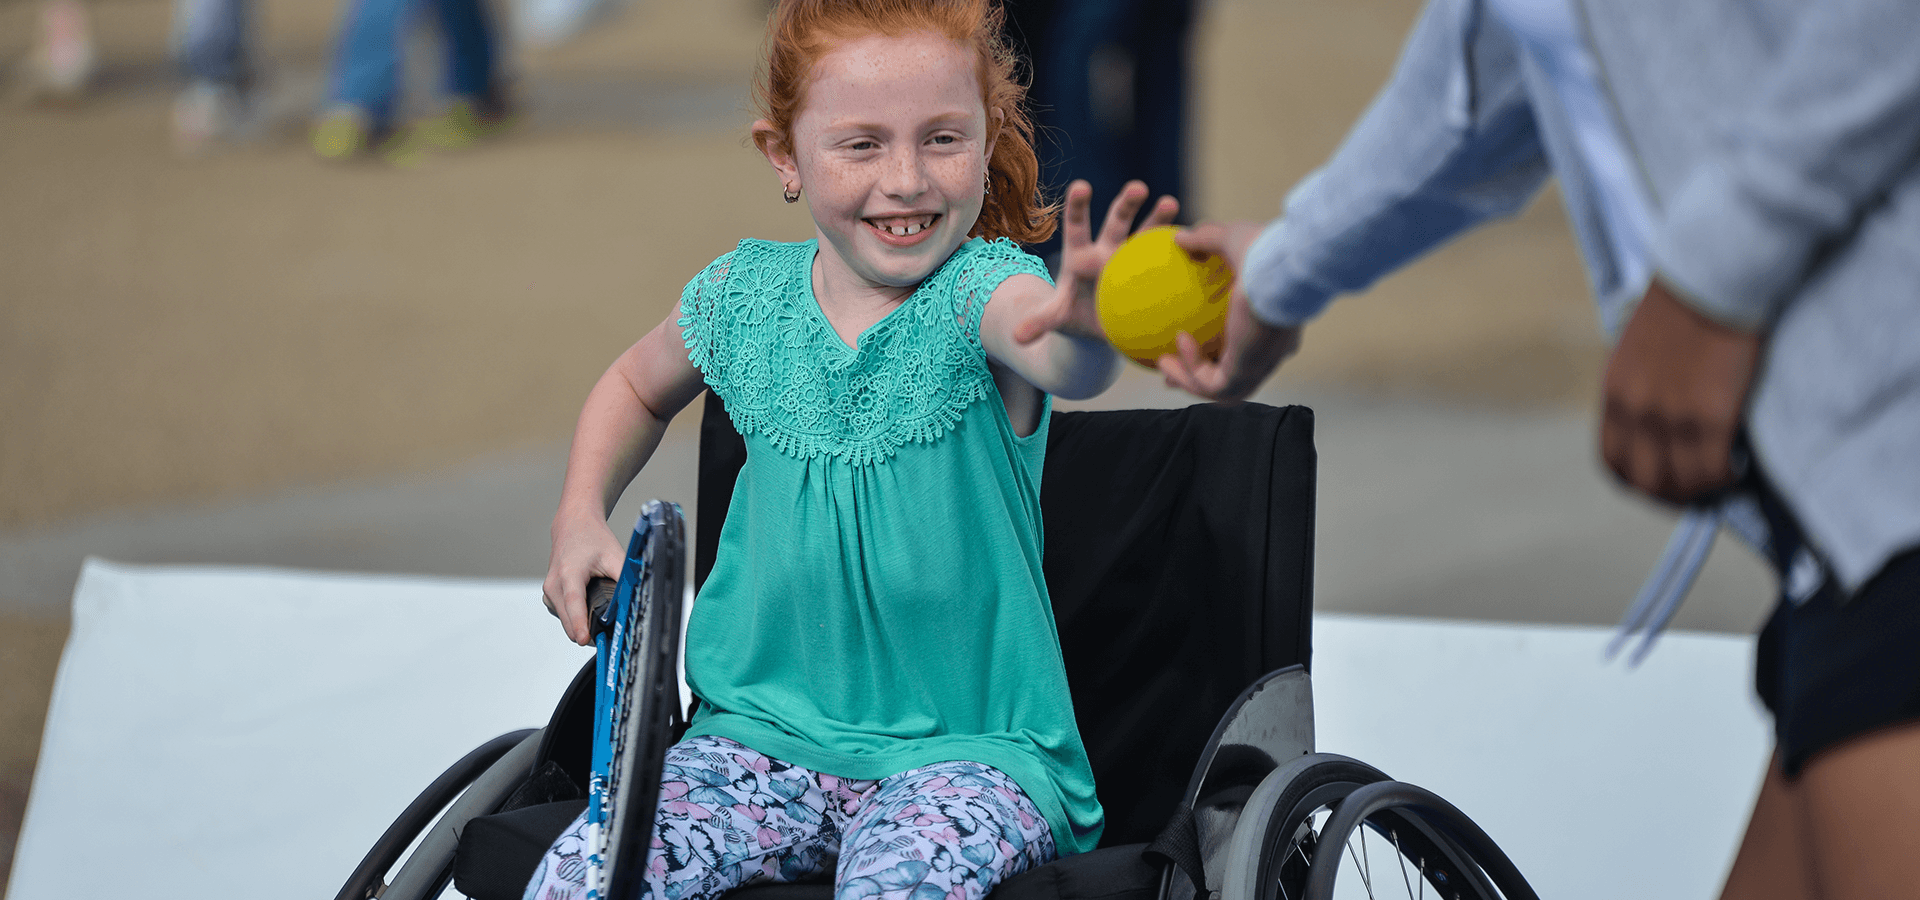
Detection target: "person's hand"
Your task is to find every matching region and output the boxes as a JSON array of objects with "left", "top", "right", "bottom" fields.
[
  {"left": 1159, "top": 221, "right": 1302, "bottom": 402},
  {"left": 543, "top": 509, "right": 625, "bottom": 645},
  {"left": 1600, "top": 278, "right": 1763, "bottom": 504},
  {"left": 1014, "top": 179, "right": 1180, "bottom": 344}
]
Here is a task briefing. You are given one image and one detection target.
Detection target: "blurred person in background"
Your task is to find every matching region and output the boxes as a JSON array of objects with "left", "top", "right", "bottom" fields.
[
  {"left": 1163, "top": 1, "right": 1920, "bottom": 898},
  {"left": 309, "top": 0, "right": 512, "bottom": 163},
  {"left": 19, "top": 0, "right": 94, "bottom": 102},
  {"left": 170, "top": 0, "right": 258, "bottom": 153},
  {"left": 20, "top": 0, "right": 259, "bottom": 154},
  {"left": 1005, "top": 0, "right": 1196, "bottom": 266},
  {"left": 513, "top": 0, "right": 633, "bottom": 47}
]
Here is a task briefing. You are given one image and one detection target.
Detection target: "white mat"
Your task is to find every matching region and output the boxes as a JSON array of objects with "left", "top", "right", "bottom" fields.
[
  {"left": 8, "top": 564, "right": 1767, "bottom": 900},
  {"left": 6, "top": 559, "right": 591, "bottom": 900},
  {"left": 1313, "top": 613, "right": 1771, "bottom": 900}
]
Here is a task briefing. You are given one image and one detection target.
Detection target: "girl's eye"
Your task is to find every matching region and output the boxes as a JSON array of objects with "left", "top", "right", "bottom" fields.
[
  {"left": 930, "top": 135, "right": 957, "bottom": 145},
  {"left": 850, "top": 140, "right": 878, "bottom": 151}
]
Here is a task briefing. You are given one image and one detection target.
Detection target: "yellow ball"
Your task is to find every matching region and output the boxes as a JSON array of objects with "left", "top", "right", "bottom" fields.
[{"left": 1095, "top": 226, "right": 1233, "bottom": 367}]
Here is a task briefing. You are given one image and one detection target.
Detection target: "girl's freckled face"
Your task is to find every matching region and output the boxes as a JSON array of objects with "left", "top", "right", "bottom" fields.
[{"left": 787, "top": 30, "right": 993, "bottom": 298}]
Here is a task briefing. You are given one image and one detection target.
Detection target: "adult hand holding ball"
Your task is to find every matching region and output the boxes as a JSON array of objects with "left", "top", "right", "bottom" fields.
[{"left": 1096, "top": 226, "right": 1235, "bottom": 367}]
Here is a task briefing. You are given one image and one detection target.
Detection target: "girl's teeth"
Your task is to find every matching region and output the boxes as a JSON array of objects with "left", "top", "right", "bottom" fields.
[{"left": 879, "top": 220, "right": 927, "bottom": 236}]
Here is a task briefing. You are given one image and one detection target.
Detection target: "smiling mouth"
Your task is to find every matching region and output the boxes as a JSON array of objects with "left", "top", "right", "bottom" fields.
[{"left": 866, "top": 214, "right": 941, "bottom": 237}]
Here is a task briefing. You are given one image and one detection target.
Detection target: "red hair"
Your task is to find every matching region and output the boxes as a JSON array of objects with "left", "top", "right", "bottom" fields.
[{"left": 751, "top": 0, "right": 1058, "bottom": 244}]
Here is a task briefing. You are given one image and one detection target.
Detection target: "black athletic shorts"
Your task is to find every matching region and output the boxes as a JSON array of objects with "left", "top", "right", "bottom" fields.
[{"left": 1751, "top": 475, "right": 1920, "bottom": 777}]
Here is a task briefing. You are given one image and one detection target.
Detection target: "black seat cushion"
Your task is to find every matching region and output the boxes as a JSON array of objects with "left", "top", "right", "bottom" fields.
[
  {"left": 455, "top": 798, "right": 589, "bottom": 900},
  {"left": 991, "top": 844, "right": 1160, "bottom": 900}
]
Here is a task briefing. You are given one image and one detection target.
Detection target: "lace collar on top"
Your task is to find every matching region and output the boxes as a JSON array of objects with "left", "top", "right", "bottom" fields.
[{"left": 679, "top": 237, "right": 1048, "bottom": 466}]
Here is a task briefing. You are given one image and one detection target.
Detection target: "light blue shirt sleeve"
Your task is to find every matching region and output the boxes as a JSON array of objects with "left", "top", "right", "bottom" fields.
[{"left": 1242, "top": 0, "right": 1551, "bottom": 327}]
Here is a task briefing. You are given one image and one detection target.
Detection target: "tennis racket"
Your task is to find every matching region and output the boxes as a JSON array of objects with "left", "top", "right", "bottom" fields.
[{"left": 584, "top": 499, "right": 687, "bottom": 900}]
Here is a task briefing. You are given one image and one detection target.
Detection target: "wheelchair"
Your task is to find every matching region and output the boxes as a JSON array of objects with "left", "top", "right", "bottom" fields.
[{"left": 337, "top": 395, "right": 1538, "bottom": 900}]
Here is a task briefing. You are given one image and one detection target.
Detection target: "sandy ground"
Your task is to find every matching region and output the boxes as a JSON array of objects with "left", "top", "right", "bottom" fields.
[{"left": 0, "top": 0, "right": 1612, "bottom": 887}]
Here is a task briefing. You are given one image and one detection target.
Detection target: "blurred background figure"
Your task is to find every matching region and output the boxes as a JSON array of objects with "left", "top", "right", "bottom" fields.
[
  {"left": 1005, "top": 0, "right": 1196, "bottom": 265},
  {"left": 19, "top": 0, "right": 95, "bottom": 102},
  {"left": 515, "top": 0, "right": 637, "bottom": 47},
  {"left": 170, "top": 0, "right": 257, "bottom": 153},
  {"left": 21, "top": 0, "right": 260, "bottom": 153},
  {"left": 310, "top": 0, "right": 512, "bottom": 163}
]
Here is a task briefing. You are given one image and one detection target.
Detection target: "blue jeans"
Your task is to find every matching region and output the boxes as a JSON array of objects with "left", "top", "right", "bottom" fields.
[
  {"left": 172, "top": 0, "right": 251, "bottom": 87},
  {"left": 326, "top": 0, "right": 498, "bottom": 126}
]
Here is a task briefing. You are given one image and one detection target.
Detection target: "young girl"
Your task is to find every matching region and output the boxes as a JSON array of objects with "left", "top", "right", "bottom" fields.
[{"left": 529, "top": 2, "right": 1179, "bottom": 899}]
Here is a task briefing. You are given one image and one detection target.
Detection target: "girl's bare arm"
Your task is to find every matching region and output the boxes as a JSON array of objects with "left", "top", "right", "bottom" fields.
[{"left": 545, "top": 312, "right": 707, "bottom": 644}]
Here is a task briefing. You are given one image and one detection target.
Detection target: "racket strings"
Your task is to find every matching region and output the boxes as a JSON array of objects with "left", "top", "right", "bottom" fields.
[{"left": 607, "top": 548, "right": 656, "bottom": 808}]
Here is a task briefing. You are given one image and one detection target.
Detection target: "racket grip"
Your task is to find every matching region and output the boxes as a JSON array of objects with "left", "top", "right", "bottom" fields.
[{"left": 587, "top": 576, "right": 617, "bottom": 623}]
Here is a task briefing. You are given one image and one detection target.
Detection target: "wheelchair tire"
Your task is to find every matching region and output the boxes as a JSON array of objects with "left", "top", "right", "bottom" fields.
[
  {"left": 1300, "top": 780, "right": 1537, "bottom": 900},
  {"left": 1219, "top": 754, "right": 1384, "bottom": 900},
  {"left": 1219, "top": 754, "right": 1505, "bottom": 900}
]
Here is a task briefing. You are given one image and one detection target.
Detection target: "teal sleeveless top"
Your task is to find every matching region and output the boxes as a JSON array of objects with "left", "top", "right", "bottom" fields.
[{"left": 676, "top": 236, "right": 1103, "bottom": 856}]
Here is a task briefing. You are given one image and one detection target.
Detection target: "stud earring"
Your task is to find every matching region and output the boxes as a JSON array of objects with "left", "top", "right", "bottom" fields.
[{"left": 783, "top": 185, "right": 800, "bottom": 203}]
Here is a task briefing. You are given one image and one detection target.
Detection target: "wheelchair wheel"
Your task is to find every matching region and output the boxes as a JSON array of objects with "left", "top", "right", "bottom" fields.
[
  {"left": 336, "top": 728, "right": 542, "bottom": 900},
  {"left": 1219, "top": 755, "right": 1530, "bottom": 900},
  {"left": 1298, "top": 780, "right": 1537, "bottom": 900}
]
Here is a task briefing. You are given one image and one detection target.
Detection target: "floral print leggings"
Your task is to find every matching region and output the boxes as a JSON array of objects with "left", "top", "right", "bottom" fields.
[{"left": 524, "top": 735, "right": 1057, "bottom": 900}]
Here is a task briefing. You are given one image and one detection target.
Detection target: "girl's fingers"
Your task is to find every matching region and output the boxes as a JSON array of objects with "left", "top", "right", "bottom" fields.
[
  {"left": 565, "top": 575, "right": 591, "bottom": 643},
  {"left": 1061, "top": 181, "right": 1094, "bottom": 249},
  {"left": 1139, "top": 196, "right": 1180, "bottom": 232},
  {"left": 1096, "top": 181, "right": 1150, "bottom": 248}
]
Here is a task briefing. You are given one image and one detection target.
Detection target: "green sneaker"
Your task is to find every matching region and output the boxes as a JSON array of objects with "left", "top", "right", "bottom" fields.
[
  {"left": 311, "top": 107, "right": 424, "bottom": 167},
  {"left": 415, "top": 97, "right": 516, "bottom": 150},
  {"left": 310, "top": 108, "right": 370, "bottom": 160}
]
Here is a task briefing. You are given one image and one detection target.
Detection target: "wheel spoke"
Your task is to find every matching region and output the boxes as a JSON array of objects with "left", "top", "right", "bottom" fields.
[
  {"left": 1389, "top": 828, "right": 1418, "bottom": 900},
  {"left": 1348, "top": 829, "right": 1374, "bottom": 898}
]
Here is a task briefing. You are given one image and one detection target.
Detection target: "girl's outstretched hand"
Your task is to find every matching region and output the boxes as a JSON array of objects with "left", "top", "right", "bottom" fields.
[
  {"left": 543, "top": 509, "right": 626, "bottom": 645},
  {"left": 1013, "top": 179, "right": 1180, "bottom": 345}
]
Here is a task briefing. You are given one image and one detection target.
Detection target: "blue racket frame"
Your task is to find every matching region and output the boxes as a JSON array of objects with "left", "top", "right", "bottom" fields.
[{"left": 585, "top": 500, "right": 686, "bottom": 900}]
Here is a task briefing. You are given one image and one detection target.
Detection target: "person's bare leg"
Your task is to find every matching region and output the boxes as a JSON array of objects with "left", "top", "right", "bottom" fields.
[
  {"left": 1720, "top": 753, "right": 1819, "bottom": 900},
  {"left": 1797, "top": 721, "right": 1920, "bottom": 900}
]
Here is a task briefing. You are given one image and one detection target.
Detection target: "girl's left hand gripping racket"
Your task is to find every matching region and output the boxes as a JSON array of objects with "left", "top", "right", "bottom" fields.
[{"left": 583, "top": 500, "right": 687, "bottom": 900}]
